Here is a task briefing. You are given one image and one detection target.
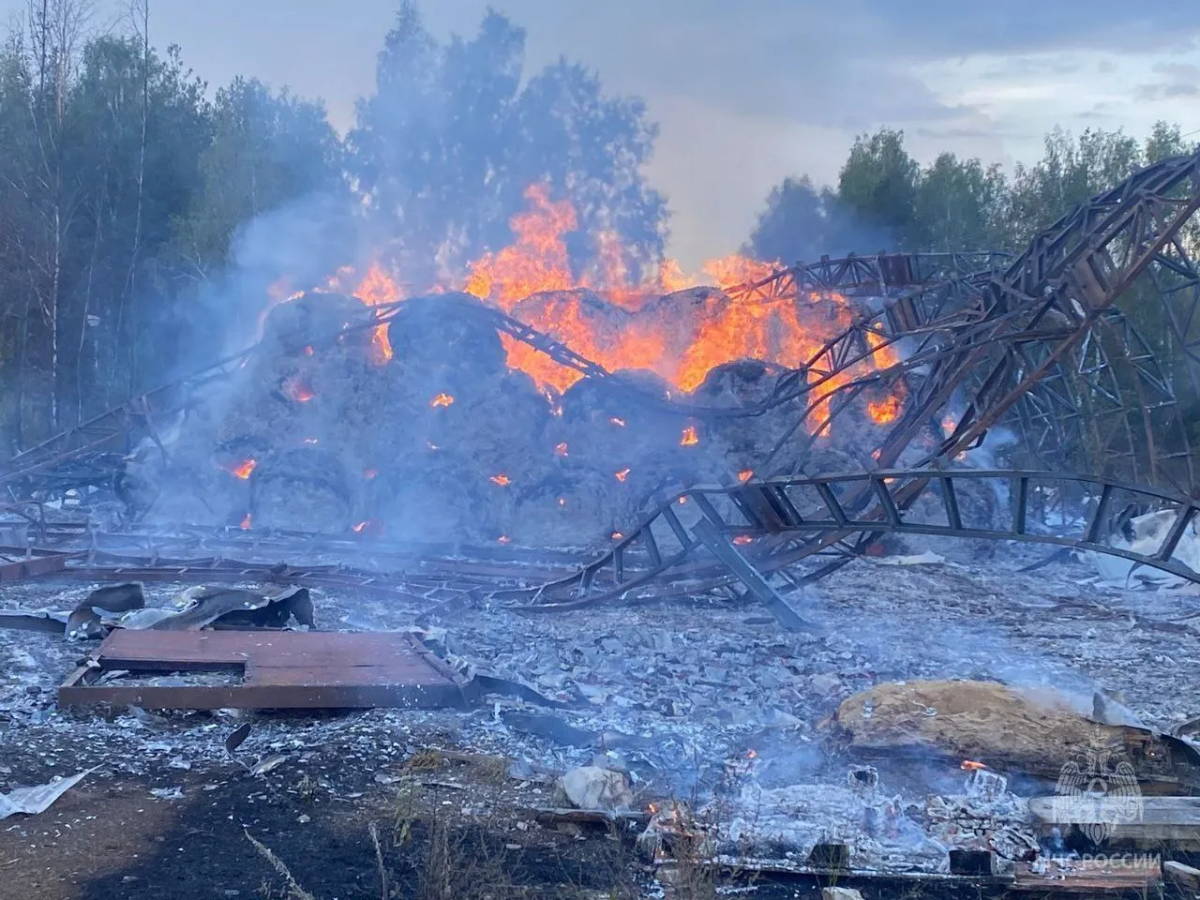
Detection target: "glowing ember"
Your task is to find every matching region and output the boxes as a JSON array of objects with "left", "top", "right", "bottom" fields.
[
  {"left": 224, "top": 459, "right": 257, "bottom": 480},
  {"left": 747, "top": 749, "right": 758, "bottom": 759},
  {"left": 867, "top": 394, "right": 901, "bottom": 424},
  {"left": 678, "top": 496, "right": 688, "bottom": 505},
  {"left": 352, "top": 521, "right": 368, "bottom": 534},
  {"left": 430, "top": 392, "right": 455, "bottom": 408},
  {"left": 615, "top": 467, "right": 631, "bottom": 482},
  {"left": 611, "top": 531, "right": 623, "bottom": 540},
  {"left": 733, "top": 535, "right": 753, "bottom": 546},
  {"left": 490, "top": 474, "right": 512, "bottom": 486},
  {"left": 609, "top": 417, "right": 626, "bottom": 427},
  {"left": 738, "top": 469, "right": 753, "bottom": 483},
  {"left": 427, "top": 441, "right": 440, "bottom": 450},
  {"left": 303, "top": 437, "right": 319, "bottom": 445},
  {"left": 498, "top": 535, "right": 511, "bottom": 544},
  {"left": 304, "top": 345, "right": 314, "bottom": 356},
  {"left": 364, "top": 468, "right": 378, "bottom": 480},
  {"left": 557, "top": 497, "right": 567, "bottom": 507},
  {"left": 283, "top": 378, "right": 314, "bottom": 403},
  {"left": 680, "top": 426, "right": 699, "bottom": 446},
  {"left": 239, "top": 513, "right": 252, "bottom": 530},
  {"left": 555, "top": 442, "right": 569, "bottom": 457},
  {"left": 961, "top": 760, "right": 989, "bottom": 771}
]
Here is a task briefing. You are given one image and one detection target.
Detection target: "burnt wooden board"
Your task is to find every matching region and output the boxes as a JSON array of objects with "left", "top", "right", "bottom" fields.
[{"left": 58, "top": 630, "right": 471, "bottom": 710}]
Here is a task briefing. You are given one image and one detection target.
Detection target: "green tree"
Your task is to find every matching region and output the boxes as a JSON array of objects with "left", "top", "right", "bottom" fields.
[
  {"left": 836, "top": 128, "right": 919, "bottom": 249},
  {"left": 171, "top": 76, "right": 343, "bottom": 279},
  {"left": 910, "top": 153, "right": 1007, "bottom": 251},
  {"left": 348, "top": 1, "right": 666, "bottom": 288}
]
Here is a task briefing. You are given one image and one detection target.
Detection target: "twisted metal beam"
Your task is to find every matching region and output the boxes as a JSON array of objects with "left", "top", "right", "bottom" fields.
[{"left": 499, "top": 468, "right": 1200, "bottom": 610}]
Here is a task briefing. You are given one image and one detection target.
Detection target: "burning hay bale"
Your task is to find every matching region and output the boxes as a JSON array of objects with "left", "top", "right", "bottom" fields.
[{"left": 145, "top": 280, "right": 910, "bottom": 546}]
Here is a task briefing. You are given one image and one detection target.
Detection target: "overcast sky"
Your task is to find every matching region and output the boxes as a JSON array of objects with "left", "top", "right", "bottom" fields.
[{"left": 3, "top": 0, "right": 1199, "bottom": 267}]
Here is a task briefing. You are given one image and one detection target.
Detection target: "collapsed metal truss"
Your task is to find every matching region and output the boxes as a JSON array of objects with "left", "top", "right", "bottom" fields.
[
  {"left": 493, "top": 468, "right": 1200, "bottom": 608},
  {"left": 3, "top": 152, "right": 1200, "bottom": 599}
]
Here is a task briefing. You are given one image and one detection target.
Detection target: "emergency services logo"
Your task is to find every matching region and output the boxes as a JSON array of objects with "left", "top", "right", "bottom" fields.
[{"left": 1052, "top": 729, "right": 1143, "bottom": 844}]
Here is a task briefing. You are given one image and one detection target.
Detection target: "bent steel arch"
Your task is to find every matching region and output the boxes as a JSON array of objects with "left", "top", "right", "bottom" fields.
[{"left": 500, "top": 468, "right": 1200, "bottom": 611}]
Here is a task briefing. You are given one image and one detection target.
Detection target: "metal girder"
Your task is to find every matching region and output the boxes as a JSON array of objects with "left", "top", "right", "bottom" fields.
[{"left": 499, "top": 468, "right": 1200, "bottom": 610}]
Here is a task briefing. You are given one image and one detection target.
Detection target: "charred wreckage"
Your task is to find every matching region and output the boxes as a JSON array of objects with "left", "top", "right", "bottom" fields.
[{"left": 4, "top": 149, "right": 1200, "bottom": 893}]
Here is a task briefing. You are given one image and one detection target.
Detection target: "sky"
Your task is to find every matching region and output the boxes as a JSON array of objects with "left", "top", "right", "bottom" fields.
[{"left": 3, "top": 0, "right": 1199, "bottom": 268}]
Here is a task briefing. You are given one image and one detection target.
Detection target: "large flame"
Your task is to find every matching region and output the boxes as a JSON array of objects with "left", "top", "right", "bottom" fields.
[{"left": 261, "top": 181, "right": 901, "bottom": 431}]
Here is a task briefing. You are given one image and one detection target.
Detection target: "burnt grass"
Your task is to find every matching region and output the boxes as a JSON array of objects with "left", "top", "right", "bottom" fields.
[{"left": 0, "top": 744, "right": 644, "bottom": 900}]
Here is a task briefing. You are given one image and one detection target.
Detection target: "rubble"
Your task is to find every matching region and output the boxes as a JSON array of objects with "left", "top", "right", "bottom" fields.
[{"left": 560, "top": 766, "right": 634, "bottom": 812}]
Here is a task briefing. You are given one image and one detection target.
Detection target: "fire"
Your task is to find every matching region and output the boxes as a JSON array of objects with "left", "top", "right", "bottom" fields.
[
  {"left": 303, "top": 437, "right": 319, "bottom": 445},
  {"left": 430, "top": 392, "right": 455, "bottom": 408},
  {"left": 498, "top": 535, "right": 511, "bottom": 544},
  {"left": 678, "top": 496, "right": 688, "bottom": 505},
  {"left": 304, "top": 345, "right": 314, "bottom": 356},
  {"left": 733, "top": 535, "right": 753, "bottom": 546},
  {"left": 490, "top": 474, "right": 512, "bottom": 486},
  {"left": 609, "top": 417, "right": 626, "bottom": 427},
  {"left": 282, "top": 377, "right": 314, "bottom": 403},
  {"left": 557, "top": 496, "right": 567, "bottom": 507},
  {"left": 867, "top": 394, "right": 901, "bottom": 424},
  {"left": 260, "top": 183, "right": 902, "bottom": 432},
  {"left": 352, "top": 521, "right": 368, "bottom": 534},
  {"left": 747, "top": 749, "right": 758, "bottom": 759},
  {"left": 224, "top": 458, "right": 257, "bottom": 480},
  {"left": 364, "top": 467, "right": 378, "bottom": 479},
  {"left": 239, "top": 513, "right": 252, "bottom": 530},
  {"left": 615, "top": 467, "right": 631, "bottom": 482},
  {"left": 554, "top": 442, "right": 568, "bottom": 457},
  {"left": 321, "top": 260, "right": 401, "bottom": 363},
  {"left": 611, "top": 531, "right": 624, "bottom": 540},
  {"left": 680, "top": 426, "right": 699, "bottom": 446},
  {"left": 738, "top": 469, "right": 753, "bottom": 483},
  {"left": 961, "top": 760, "right": 988, "bottom": 771}
]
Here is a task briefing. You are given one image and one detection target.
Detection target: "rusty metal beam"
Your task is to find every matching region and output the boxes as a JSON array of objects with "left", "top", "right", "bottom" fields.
[{"left": 58, "top": 630, "right": 473, "bottom": 710}]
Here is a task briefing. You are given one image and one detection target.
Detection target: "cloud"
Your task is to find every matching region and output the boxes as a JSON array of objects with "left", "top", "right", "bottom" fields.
[{"left": 857, "top": 1, "right": 1200, "bottom": 57}]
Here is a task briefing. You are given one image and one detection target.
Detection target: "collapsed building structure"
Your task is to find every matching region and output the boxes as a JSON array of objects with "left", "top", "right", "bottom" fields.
[{"left": 3, "top": 148, "right": 1200, "bottom": 893}]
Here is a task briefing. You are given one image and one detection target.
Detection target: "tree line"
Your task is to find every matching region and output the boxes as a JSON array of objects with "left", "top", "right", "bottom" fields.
[
  {"left": 0, "top": 0, "right": 1193, "bottom": 455},
  {"left": 745, "top": 123, "right": 1197, "bottom": 264}
]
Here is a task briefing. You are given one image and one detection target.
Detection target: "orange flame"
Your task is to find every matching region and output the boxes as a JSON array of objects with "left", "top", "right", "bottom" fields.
[
  {"left": 611, "top": 531, "right": 624, "bottom": 540},
  {"left": 302, "top": 437, "right": 319, "bottom": 445},
  {"left": 961, "top": 760, "right": 988, "bottom": 771},
  {"left": 304, "top": 345, "right": 314, "bottom": 356},
  {"left": 239, "top": 513, "right": 252, "bottom": 530},
  {"left": 609, "top": 417, "right": 626, "bottom": 427},
  {"left": 867, "top": 394, "right": 901, "bottom": 424},
  {"left": 557, "top": 496, "right": 567, "bottom": 507},
  {"left": 260, "top": 183, "right": 906, "bottom": 435},
  {"left": 319, "top": 260, "right": 401, "bottom": 364},
  {"left": 733, "top": 535, "right": 753, "bottom": 546},
  {"left": 738, "top": 469, "right": 753, "bottom": 483},
  {"left": 680, "top": 426, "right": 699, "bottom": 447},
  {"left": 283, "top": 378, "right": 314, "bottom": 403},
  {"left": 747, "top": 749, "right": 758, "bottom": 759},
  {"left": 615, "top": 467, "right": 631, "bottom": 482},
  {"left": 430, "top": 392, "right": 455, "bottom": 408},
  {"left": 352, "top": 521, "right": 368, "bottom": 534},
  {"left": 498, "top": 534, "right": 511, "bottom": 544},
  {"left": 555, "top": 442, "right": 569, "bottom": 457},
  {"left": 490, "top": 474, "right": 512, "bottom": 486},
  {"left": 224, "top": 459, "right": 257, "bottom": 480}
]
